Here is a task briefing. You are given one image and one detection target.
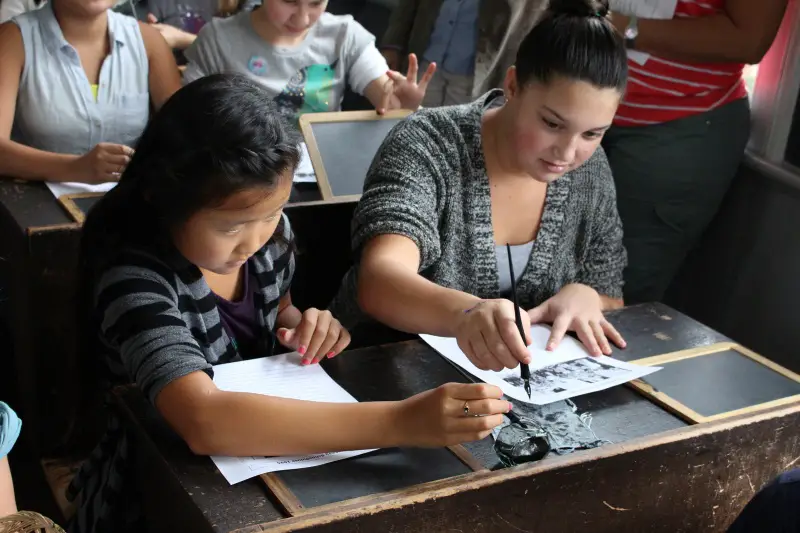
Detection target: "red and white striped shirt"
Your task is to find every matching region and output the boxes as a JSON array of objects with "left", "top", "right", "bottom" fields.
[{"left": 615, "top": 0, "right": 748, "bottom": 126}]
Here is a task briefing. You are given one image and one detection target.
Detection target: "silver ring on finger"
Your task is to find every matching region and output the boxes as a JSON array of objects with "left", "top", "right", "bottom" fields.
[{"left": 463, "top": 401, "right": 470, "bottom": 415}]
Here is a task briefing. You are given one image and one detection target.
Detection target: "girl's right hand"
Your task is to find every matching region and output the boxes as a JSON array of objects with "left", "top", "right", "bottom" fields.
[
  {"left": 454, "top": 300, "right": 533, "bottom": 371},
  {"left": 397, "top": 383, "right": 510, "bottom": 447},
  {"left": 67, "top": 143, "right": 134, "bottom": 184}
]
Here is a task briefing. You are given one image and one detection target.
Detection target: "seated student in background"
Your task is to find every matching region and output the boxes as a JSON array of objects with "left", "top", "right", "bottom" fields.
[
  {"left": 183, "top": 0, "right": 436, "bottom": 121},
  {"left": 0, "top": 401, "right": 65, "bottom": 531},
  {"left": 0, "top": 401, "right": 21, "bottom": 520},
  {"left": 602, "top": 0, "right": 788, "bottom": 304},
  {"left": 145, "top": 0, "right": 259, "bottom": 52},
  {"left": 332, "top": 0, "right": 629, "bottom": 369},
  {"left": 67, "top": 74, "right": 510, "bottom": 533},
  {"left": 0, "top": 0, "right": 181, "bottom": 184}
]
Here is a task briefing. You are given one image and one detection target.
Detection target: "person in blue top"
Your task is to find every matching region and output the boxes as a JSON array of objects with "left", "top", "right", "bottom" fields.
[
  {"left": 0, "top": 402, "right": 66, "bottom": 531},
  {"left": 0, "top": 401, "right": 22, "bottom": 517}
]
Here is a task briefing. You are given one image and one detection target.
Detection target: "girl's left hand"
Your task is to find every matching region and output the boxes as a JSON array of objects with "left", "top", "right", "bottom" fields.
[
  {"left": 526, "top": 284, "right": 626, "bottom": 357},
  {"left": 380, "top": 53, "right": 436, "bottom": 114},
  {"left": 277, "top": 308, "right": 351, "bottom": 365}
]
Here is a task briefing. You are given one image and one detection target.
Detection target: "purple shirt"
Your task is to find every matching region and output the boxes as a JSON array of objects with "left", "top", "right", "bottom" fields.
[{"left": 214, "top": 262, "right": 259, "bottom": 357}]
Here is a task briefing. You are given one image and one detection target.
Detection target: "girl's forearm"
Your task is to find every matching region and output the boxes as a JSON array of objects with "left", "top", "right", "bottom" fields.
[
  {"left": 0, "top": 140, "right": 77, "bottom": 182},
  {"left": 175, "top": 389, "right": 406, "bottom": 457}
]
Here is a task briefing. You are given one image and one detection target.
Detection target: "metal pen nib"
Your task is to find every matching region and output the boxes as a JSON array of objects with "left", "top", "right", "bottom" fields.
[{"left": 521, "top": 360, "right": 531, "bottom": 399}]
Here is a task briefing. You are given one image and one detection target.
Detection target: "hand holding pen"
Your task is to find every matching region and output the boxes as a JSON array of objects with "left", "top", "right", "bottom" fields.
[{"left": 454, "top": 299, "right": 533, "bottom": 372}]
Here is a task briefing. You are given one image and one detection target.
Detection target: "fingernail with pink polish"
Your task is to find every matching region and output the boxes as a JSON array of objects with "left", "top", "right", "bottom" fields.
[
  {"left": 326, "top": 351, "right": 335, "bottom": 358},
  {"left": 298, "top": 345, "right": 306, "bottom": 355},
  {"left": 507, "top": 402, "right": 513, "bottom": 412}
]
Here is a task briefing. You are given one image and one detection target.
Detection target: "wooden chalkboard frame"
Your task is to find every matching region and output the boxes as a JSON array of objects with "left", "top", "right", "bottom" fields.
[
  {"left": 258, "top": 444, "right": 486, "bottom": 517},
  {"left": 57, "top": 192, "right": 105, "bottom": 224},
  {"left": 628, "top": 342, "right": 800, "bottom": 424},
  {"left": 298, "top": 110, "right": 412, "bottom": 203}
]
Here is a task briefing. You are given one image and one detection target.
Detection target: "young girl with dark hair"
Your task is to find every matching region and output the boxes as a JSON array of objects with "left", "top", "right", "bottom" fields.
[
  {"left": 332, "top": 0, "right": 630, "bottom": 369},
  {"left": 67, "top": 73, "right": 509, "bottom": 533}
]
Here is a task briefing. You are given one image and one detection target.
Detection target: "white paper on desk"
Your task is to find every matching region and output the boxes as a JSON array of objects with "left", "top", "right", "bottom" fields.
[
  {"left": 609, "top": 0, "right": 678, "bottom": 65},
  {"left": 45, "top": 180, "right": 116, "bottom": 200},
  {"left": 293, "top": 142, "right": 316, "bottom": 183},
  {"left": 210, "top": 354, "right": 375, "bottom": 484},
  {"left": 420, "top": 325, "right": 660, "bottom": 405}
]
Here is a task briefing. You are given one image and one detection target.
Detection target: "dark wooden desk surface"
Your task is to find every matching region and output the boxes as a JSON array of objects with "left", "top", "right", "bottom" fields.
[
  {"left": 115, "top": 303, "right": 747, "bottom": 533},
  {"left": 0, "top": 179, "right": 72, "bottom": 230}
]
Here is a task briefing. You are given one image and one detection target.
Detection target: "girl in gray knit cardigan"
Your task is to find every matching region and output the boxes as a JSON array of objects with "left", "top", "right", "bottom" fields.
[{"left": 334, "top": 0, "right": 630, "bottom": 372}]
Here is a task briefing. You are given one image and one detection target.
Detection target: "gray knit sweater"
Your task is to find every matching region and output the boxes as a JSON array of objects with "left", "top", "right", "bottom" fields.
[{"left": 332, "top": 90, "right": 626, "bottom": 327}]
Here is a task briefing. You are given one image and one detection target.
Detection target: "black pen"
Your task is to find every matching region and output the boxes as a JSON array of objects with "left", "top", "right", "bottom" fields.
[{"left": 506, "top": 244, "right": 531, "bottom": 399}]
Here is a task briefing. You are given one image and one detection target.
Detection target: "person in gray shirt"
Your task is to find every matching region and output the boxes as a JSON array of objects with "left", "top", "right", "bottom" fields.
[
  {"left": 184, "top": 0, "right": 436, "bottom": 122},
  {"left": 332, "top": 0, "right": 630, "bottom": 371}
]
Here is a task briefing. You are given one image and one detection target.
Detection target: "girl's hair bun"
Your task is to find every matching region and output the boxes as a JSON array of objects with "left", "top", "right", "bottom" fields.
[{"left": 548, "top": 0, "right": 610, "bottom": 18}]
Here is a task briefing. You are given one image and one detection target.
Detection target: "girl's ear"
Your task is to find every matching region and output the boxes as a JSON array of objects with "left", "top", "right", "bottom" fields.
[{"left": 504, "top": 66, "right": 520, "bottom": 101}]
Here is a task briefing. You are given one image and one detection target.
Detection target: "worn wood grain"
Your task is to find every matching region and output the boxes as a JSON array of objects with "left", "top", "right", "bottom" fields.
[{"left": 231, "top": 404, "right": 800, "bottom": 533}]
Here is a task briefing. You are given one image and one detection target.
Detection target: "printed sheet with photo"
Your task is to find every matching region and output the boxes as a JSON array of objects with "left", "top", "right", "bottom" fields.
[{"left": 421, "top": 326, "right": 661, "bottom": 404}]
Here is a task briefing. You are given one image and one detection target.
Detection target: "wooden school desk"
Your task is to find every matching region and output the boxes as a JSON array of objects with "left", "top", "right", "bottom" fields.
[
  {"left": 0, "top": 179, "right": 356, "bottom": 454},
  {"left": 114, "top": 303, "right": 800, "bottom": 533}
]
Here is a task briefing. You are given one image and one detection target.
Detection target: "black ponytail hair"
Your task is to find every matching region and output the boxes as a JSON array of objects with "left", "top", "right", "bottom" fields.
[
  {"left": 67, "top": 74, "right": 301, "bottom": 452},
  {"left": 515, "top": 0, "right": 628, "bottom": 92}
]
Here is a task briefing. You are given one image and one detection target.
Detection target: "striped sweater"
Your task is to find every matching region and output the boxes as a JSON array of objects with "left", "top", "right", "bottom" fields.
[
  {"left": 67, "top": 215, "right": 295, "bottom": 533},
  {"left": 331, "top": 90, "right": 627, "bottom": 327},
  {"left": 616, "top": 0, "right": 747, "bottom": 125}
]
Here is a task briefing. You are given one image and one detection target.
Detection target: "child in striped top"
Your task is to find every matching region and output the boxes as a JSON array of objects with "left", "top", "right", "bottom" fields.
[{"left": 67, "top": 73, "right": 510, "bottom": 533}]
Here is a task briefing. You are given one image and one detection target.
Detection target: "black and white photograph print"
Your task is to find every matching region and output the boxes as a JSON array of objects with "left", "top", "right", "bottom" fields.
[
  {"left": 504, "top": 358, "right": 635, "bottom": 397},
  {"left": 420, "top": 330, "right": 661, "bottom": 406}
]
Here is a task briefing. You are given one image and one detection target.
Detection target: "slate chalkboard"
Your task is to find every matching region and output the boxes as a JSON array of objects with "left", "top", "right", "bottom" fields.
[
  {"left": 300, "top": 110, "right": 411, "bottom": 201},
  {"left": 631, "top": 344, "right": 800, "bottom": 423},
  {"left": 58, "top": 192, "right": 105, "bottom": 224},
  {"left": 275, "top": 447, "right": 473, "bottom": 509}
]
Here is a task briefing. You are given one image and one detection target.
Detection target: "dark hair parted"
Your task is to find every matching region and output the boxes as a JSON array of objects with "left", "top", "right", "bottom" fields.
[
  {"left": 515, "top": 0, "right": 628, "bottom": 92},
  {"left": 83, "top": 73, "right": 301, "bottom": 267}
]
